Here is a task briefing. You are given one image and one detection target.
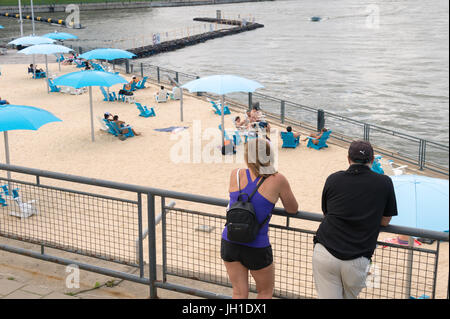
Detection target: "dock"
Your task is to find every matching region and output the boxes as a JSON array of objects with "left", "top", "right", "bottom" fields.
[{"left": 128, "top": 18, "right": 264, "bottom": 59}]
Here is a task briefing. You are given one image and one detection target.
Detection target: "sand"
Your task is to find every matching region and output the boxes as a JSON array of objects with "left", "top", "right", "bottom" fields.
[{"left": 0, "top": 60, "right": 448, "bottom": 299}]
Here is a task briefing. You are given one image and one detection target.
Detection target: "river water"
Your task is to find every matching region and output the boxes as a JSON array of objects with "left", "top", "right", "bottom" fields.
[{"left": 1, "top": 0, "right": 448, "bottom": 153}]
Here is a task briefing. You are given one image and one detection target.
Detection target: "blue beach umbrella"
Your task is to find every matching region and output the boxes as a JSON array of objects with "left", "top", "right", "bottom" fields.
[
  {"left": 53, "top": 70, "right": 128, "bottom": 142},
  {"left": 79, "top": 48, "right": 136, "bottom": 61},
  {"left": 8, "top": 36, "right": 55, "bottom": 46},
  {"left": 0, "top": 104, "right": 62, "bottom": 179},
  {"left": 18, "top": 44, "right": 74, "bottom": 91},
  {"left": 390, "top": 175, "right": 449, "bottom": 232},
  {"left": 42, "top": 31, "right": 78, "bottom": 41},
  {"left": 182, "top": 74, "right": 264, "bottom": 147}
]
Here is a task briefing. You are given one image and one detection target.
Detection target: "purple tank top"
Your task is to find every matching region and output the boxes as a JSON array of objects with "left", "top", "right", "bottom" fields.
[{"left": 222, "top": 169, "right": 275, "bottom": 248}]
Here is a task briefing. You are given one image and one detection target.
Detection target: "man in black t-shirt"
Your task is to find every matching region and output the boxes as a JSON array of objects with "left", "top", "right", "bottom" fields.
[{"left": 312, "top": 140, "right": 398, "bottom": 299}]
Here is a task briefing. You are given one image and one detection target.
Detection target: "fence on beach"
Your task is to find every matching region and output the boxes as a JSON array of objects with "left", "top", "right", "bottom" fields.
[
  {"left": 0, "top": 164, "right": 448, "bottom": 299},
  {"left": 106, "top": 60, "right": 448, "bottom": 177}
]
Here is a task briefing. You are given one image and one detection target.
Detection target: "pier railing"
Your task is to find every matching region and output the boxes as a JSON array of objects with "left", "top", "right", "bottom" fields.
[
  {"left": 110, "top": 61, "right": 448, "bottom": 176},
  {"left": 1, "top": 164, "right": 448, "bottom": 299}
]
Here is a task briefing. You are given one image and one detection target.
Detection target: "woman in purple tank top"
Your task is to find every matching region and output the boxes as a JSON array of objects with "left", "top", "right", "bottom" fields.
[{"left": 221, "top": 138, "right": 299, "bottom": 299}]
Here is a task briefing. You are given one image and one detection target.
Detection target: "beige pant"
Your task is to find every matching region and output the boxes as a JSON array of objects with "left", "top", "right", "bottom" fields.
[{"left": 312, "top": 243, "right": 370, "bottom": 299}]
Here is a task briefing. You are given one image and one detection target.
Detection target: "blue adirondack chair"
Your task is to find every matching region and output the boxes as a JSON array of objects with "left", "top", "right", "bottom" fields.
[
  {"left": 281, "top": 132, "right": 300, "bottom": 148},
  {"left": 306, "top": 130, "right": 332, "bottom": 150},
  {"left": 28, "top": 68, "right": 46, "bottom": 79},
  {"left": 210, "top": 99, "right": 231, "bottom": 115},
  {"left": 0, "top": 194, "right": 6, "bottom": 207},
  {"left": 106, "top": 120, "right": 135, "bottom": 138},
  {"left": 55, "top": 54, "right": 65, "bottom": 63},
  {"left": 136, "top": 102, "right": 156, "bottom": 117},
  {"left": 74, "top": 60, "right": 86, "bottom": 68},
  {"left": 91, "top": 62, "right": 106, "bottom": 72},
  {"left": 371, "top": 155, "right": 385, "bottom": 174},
  {"left": 48, "top": 79, "right": 60, "bottom": 93},
  {"left": 136, "top": 76, "right": 148, "bottom": 89},
  {"left": 102, "top": 119, "right": 117, "bottom": 136},
  {"left": 100, "top": 87, "right": 116, "bottom": 101}
]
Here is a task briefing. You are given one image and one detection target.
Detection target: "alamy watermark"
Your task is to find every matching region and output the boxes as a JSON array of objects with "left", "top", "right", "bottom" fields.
[
  {"left": 65, "top": 264, "right": 80, "bottom": 289},
  {"left": 365, "top": 4, "right": 380, "bottom": 29},
  {"left": 169, "top": 121, "right": 279, "bottom": 174},
  {"left": 65, "top": 4, "right": 81, "bottom": 29}
]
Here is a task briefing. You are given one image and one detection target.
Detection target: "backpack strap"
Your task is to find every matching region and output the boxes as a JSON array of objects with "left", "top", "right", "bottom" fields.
[
  {"left": 248, "top": 176, "right": 266, "bottom": 200},
  {"left": 236, "top": 168, "right": 241, "bottom": 193}
]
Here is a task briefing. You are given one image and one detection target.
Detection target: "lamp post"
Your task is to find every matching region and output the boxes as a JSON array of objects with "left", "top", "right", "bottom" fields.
[
  {"left": 30, "top": 0, "right": 36, "bottom": 35},
  {"left": 18, "top": 0, "right": 23, "bottom": 37}
]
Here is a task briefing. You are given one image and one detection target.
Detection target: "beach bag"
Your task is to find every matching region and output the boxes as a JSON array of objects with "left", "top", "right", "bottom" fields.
[
  {"left": 221, "top": 140, "right": 236, "bottom": 155},
  {"left": 225, "top": 169, "right": 269, "bottom": 243}
]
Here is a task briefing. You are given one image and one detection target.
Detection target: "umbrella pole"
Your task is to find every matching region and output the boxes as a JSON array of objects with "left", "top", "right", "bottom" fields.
[
  {"left": 33, "top": 55, "right": 36, "bottom": 79},
  {"left": 45, "top": 55, "right": 49, "bottom": 94},
  {"left": 3, "top": 131, "right": 11, "bottom": 181},
  {"left": 180, "top": 87, "right": 183, "bottom": 122},
  {"left": 221, "top": 95, "right": 225, "bottom": 149},
  {"left": 89, "top": 87, "right": 95, "bottom": 142}
]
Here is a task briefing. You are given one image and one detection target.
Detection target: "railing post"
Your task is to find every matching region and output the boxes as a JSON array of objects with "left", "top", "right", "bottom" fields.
[
  {"left": 161, "top": 197, "right": 167, "bottom": 283},
  {"left": 147, "top": 193, "right": 158, "bottom": 299},
  {"left": 317, "top": 109, "right": 325, "bottom": 132},
  {"left": 419, "top": 139, "right": 426, "bottom": 170},
  {"left": 157, "top": 67, "right": 160, "bottom": 83},
  {"left": 137, "top": 193, "right": 144, "bottom": 278},
  {"left": 125, "top": 60, "right": 130, "bottom": 74},
  {"left": 140, "top": 63, "right": 144, "bottom": 78},
  {"left": 130, "top": 63, "right": 134, "bottom": 74},
  {"left": 175, "top": 72, "right": 179, "bottom": 84},
  {"left": 248, "top": 92, "right": 252, "bottom": 111},
  {"left": 364, "top": 124, "right": 370, "bottom": 141},
  {"left": 280, "top": 100, "right": 285, "bottom": 124},
  {"left": 196, "top": 76, "right": 201, "bottom": 96}
]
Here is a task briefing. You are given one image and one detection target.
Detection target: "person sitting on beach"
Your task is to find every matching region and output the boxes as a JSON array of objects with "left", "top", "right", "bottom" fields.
[
  {"left": 158, "top": 86, "right": 168, "bottom": 97},
  {"left": 113, "top": 115, "right": 141, "bottom": 136},
  {"left": 234, "top": 116, "right": 247, "bottom": 130},
  {"left": 119, "top": 84, "right": 134, "bottom": 96},
  {"left": 306, "top": 128, "right": 328, "bottom": 145},
  {"left": 84, "top": 62, "right": 92, "bottom": 71},
  {"left": 130, "top": 76, "right": 140, "bottom": 84},
  {"left": 250, "top": 102, "right": 263, "bottom": 122},
  {"left": 286, "top": 126, "right": 301, "bottom": 139},
  {"left": 104, "top": 112, "right": 113, "bottom": 122},
  {"left": 63, "top": 53, "right": 76, "bottom": 65},
  {"left": 221, "top": 138, "right": 298, "bottom": 299},
  {"left": 0, "top": 97, "right": 10, "bottom": 105},
  {"left": 29, "top": 64, "right": 43, "bottom": 74}
]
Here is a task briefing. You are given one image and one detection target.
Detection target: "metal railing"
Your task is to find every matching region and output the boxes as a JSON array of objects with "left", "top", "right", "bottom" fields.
[
  {"left": 108, "top": 60, "right": 448, "bottom": 176},
  {"left": 1, "top": 164, "right": 448, "bottom": 299}
]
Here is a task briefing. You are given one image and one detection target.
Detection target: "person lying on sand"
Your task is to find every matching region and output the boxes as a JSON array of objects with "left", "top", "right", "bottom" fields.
[{"left": 0, "top": 97, "right": 10, "bottom": 105}]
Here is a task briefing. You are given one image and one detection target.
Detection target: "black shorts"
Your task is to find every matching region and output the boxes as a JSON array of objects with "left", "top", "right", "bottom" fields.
[{"left": 221, "top": 239, "right": 273, "bottom": 270}]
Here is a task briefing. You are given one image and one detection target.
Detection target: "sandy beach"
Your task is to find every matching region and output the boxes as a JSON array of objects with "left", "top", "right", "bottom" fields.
[{"left": 0, "top": 59, "right": 448, "bottom": 299}]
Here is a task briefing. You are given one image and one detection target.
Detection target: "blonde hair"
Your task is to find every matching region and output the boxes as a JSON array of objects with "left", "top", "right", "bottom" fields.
[{"left": 245, "top": 138, "right": 277, "bottom": 178}]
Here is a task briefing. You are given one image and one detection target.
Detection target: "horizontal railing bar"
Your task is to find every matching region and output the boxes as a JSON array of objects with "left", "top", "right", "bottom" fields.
[
  {"left": 0, "top": 177, "right": 139, "bottom": 205},
  {"left": 0, "top": 243, "right": 149, "bottom": 286},
  {"left": 1, "top": 164, "right": 448, "bottom": 242}
]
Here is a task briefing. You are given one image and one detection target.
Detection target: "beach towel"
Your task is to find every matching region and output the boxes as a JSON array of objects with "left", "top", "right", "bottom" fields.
[
  {"left": 381, "top": 237, "right": 422, "bottom": 248},
  {"left": 154, "top": 126, "right": 188, "bottom": 133}
]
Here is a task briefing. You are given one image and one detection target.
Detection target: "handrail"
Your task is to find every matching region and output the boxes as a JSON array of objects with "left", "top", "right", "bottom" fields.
[{"left": 1, "top": 163, "right": 448, "bottom": 242}]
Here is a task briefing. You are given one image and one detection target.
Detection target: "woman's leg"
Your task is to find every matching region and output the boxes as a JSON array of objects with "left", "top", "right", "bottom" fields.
[
  {"left": 224, "top": 261, "right": 249, "bottom": 299},
  {"left": 250, "top": 263, "right": 275, "bottom": 299}
]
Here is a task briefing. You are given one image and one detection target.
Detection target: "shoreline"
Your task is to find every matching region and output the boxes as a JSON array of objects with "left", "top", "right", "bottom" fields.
[{"left": 0, "top": 0, "right": 273, "bottom": 14}]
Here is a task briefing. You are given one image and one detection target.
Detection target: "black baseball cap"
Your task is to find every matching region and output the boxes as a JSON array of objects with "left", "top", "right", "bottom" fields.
[{"left": 348, "top": 140, "right": 374, "bottom": 164}]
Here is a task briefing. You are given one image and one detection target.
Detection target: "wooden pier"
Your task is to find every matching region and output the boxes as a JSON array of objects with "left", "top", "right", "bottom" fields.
[{"left": 128, "top": 18, "right": 264, "bottom": 59}]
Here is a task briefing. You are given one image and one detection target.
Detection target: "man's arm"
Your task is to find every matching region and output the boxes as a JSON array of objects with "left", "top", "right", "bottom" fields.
[{"left": 381, "top": 216, "right": 392, "bottom": 226}]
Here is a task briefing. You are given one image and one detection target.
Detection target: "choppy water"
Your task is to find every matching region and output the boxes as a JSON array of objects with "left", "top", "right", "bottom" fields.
[{"left": 1, "top": 0, "right": 448, "bottom": 150}]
